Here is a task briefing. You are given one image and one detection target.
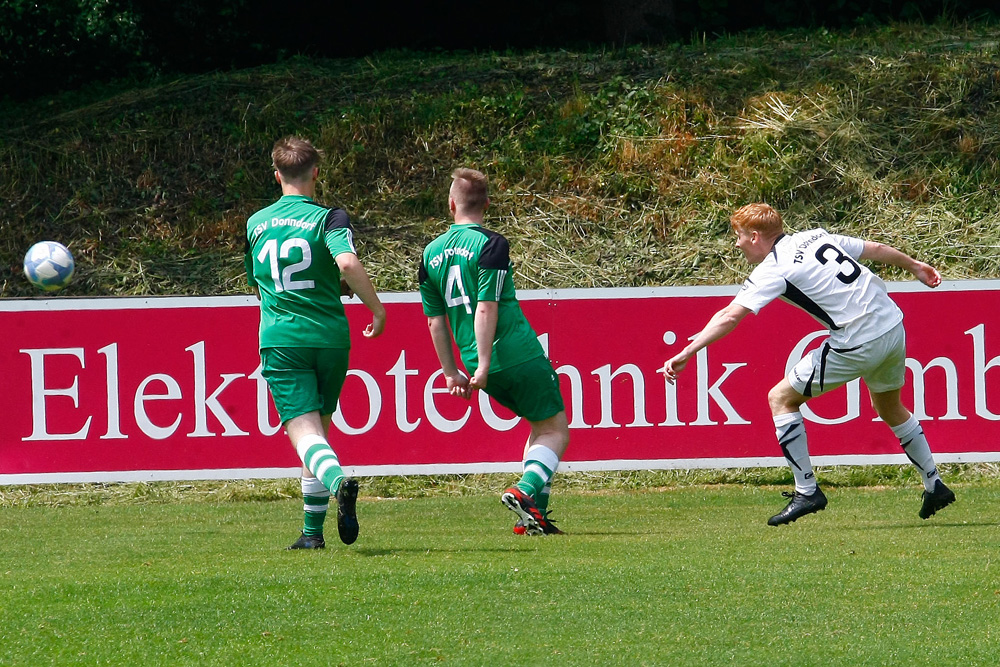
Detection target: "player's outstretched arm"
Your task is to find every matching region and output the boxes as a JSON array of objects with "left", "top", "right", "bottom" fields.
[
  {"left": 661, "top": 303, "right": 751, "bottom": 384},
  {"left": 336, "top": 253, "right": 387, "bottom": 337},
  {"left": 860, "top": 241, "right": 942, "bottom": 288},
  {"left": 427, "top": 316, "right": 471, "bottom": 399}
]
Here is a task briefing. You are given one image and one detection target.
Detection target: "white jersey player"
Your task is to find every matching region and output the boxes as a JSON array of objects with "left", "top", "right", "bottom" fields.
[{"left": 663, "top": 203, "right": 955, "bottom": 526}]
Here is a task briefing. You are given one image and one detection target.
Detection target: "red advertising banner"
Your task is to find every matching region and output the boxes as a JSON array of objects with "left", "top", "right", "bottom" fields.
[{"left": 2, "top": 283, "right": 999, "bottom": 484}]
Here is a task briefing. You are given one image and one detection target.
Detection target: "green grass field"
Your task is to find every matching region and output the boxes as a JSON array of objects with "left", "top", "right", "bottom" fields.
[{"left": 3, "top": 482, "right": 998, "bottom": 666}]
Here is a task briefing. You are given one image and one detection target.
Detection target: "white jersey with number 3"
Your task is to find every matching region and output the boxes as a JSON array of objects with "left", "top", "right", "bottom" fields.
[{"left": 732, "top": 228, "right": 902, "bottom": 348}]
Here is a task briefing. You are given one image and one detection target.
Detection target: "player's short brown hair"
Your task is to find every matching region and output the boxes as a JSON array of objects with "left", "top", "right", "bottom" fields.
[
  {"left": 450, "top": 168, "right": 489, "bottom": 213},
  {"left": 272, "top": 136, "right": 322, "bottom": 183},
  {"left": 730, "top": 203, "right": 784, "bottom": 237}
]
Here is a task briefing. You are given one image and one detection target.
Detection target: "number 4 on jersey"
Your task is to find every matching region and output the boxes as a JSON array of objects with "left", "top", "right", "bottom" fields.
[{"left": 445, "top": 264, "right": 472, "bottom": 314}]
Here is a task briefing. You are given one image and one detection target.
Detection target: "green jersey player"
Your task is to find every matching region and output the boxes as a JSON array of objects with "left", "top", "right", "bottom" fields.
[
  {"left": 246, "top": 136, "right": 386, "bottom": 550},
  {"left": 419, "top": 168, "right": 569, "bottom": 535}
]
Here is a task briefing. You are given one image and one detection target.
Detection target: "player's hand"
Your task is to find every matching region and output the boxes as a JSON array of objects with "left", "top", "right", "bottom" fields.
[
  {"left": 659, "top": 354, "right": 689, "bottom": 385},
  {"left": 363, "top": 311, "right": 386, "bottom": 338},
  {"left": 446, "top": 372, "right": 471, "bottom": 399},
  {"left": 469, "top": 368, "right": 489, "bottom": 393},
  {"left": 913, "top": 263, "right": 942, "bottom": 289}
]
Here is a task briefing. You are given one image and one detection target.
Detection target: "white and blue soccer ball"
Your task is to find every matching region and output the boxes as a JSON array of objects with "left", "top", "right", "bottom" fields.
[{"left": 23, "top": 241, "right": 75, "bottom": 292}]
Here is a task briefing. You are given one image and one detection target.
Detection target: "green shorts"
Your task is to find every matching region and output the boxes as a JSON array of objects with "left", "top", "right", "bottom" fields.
[
  {"left": 484, "top": 355, "right": 565, "bottom": 423},
  {"left": 260, "top": 347, "right": 350, "bottom": 423}
]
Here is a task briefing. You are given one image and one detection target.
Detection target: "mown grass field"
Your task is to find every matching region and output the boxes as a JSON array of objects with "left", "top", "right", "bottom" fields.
[{"left": 2, "top": 483, "right": 998, "bottom": 666}]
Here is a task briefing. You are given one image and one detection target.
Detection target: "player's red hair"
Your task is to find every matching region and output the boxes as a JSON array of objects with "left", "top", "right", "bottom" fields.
[{"left": 730, "top": 203, "right": 784, "bottom": 237}]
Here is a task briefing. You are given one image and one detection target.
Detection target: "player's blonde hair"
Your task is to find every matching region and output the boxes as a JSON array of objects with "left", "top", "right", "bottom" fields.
[
  {"left": 450, "top": 168, "right": 489, "bottom": 214},
  {"left": 730, "top": 203, "right": 784, "bottom": 237},
  {"left": 272, "top": 136, "right": 322, "bottom": 183}
]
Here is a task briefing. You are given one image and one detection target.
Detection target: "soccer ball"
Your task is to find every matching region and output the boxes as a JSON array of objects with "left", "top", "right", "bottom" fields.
[{"left": 23, "top": 241, "right": 75, "bottom": 292}]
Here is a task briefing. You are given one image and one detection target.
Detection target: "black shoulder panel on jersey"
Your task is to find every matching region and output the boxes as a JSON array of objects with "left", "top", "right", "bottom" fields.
[
  {"left": 770, "top": 233, "right": 786, "bottom": 260},
  {"left": 478, "top": 229, "right": 511, "bottom": 270},
  {"left": 324, "top": 207, "right": 353, "bottom": 232},
  {"left": 418, "top": 261, "right": 429, "bottom": 285},
  {"left": 782, "top": 280, "right": 840, "bottom": 330}
]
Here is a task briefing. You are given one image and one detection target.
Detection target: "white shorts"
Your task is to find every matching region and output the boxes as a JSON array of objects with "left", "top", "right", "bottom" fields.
[{"left": 787, "top": 323, "right": 906, "bottom": 397}]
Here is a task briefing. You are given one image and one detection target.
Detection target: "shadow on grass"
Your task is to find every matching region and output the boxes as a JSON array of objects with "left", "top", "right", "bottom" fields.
[
  {"left": 554, "top": 530, "right": 650, "bottom": 536},
  {"left": 351, "top": 547, "right": 523, "bottom": 557},
  {"left": 856, "top": 520, "right": 1000, "bottom": 530}
]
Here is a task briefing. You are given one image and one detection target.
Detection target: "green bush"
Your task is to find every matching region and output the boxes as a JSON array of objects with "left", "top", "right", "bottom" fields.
[{"left": 0, "top": 0, "right": 145, "bottom": 98}]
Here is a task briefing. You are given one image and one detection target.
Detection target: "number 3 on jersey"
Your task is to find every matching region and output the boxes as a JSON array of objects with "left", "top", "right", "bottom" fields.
[
  {"left": 445, "top": 264, "right": 472, "bottom": 314},
  {"left": 257, "top": 238, "right": 315, "bottom": 292},
  {"left": 815, "top": 243, "right": 861, "bottom": 284}
]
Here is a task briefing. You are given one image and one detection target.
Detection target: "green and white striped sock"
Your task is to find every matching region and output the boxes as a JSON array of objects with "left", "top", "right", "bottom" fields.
[
  {"left": 295, "top": 434, "right": 345, "bottom": 495},
  {"left": 535, "top": 482, "right": 552, "bottom": 512},
  {"left": 515, "top": 445, "right": 560, "bottom": 501},
  {"left": 301, "top": 476, "right": 330, "bottom": 537}
]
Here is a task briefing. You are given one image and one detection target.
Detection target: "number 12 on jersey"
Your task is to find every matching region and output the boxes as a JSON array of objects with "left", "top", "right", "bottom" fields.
[{"left": 257, "top": 238, "right": 315, "bottom": 293}]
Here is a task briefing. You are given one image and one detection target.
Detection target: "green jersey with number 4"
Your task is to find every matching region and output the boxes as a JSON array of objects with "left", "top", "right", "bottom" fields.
[
  {"left": 419, "top": 222, "right": 544, "bottom": 374},
  {"left": 245, "top": 194, "right": 355, "bottom": 349}
]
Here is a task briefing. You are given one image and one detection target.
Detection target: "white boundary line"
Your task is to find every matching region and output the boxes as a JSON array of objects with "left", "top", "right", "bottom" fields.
[{"left": 2, "top": 452, "right": 996, "bottom": 485}]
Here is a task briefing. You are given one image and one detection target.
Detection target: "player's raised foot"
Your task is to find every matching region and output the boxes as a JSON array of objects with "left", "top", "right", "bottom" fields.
[
  {"left": 767, "top": 487, "right": 828, "bottom": 526},
  {"left": 336, "top": 478, "right": 360, "bottom": 545},
  {"left": 919, "top": 479, "right": 956, "bottom": 519},
  {"left": 501, "top": 487, "right": 563, "bottom": 535},
  {"left": 287, "top": 532, "right": 325, "bottom": 550},
  {"left": 501, "top": 487, "right": 545, "bottom": 535}
]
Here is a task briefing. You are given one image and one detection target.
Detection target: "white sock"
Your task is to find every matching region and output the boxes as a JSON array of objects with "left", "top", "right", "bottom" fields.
[
  {"left": 774, "top": 412, "right": 817, "bottom": 494},
  {"left": 891, "top": 416, "right": 940, "bottom": 491},
  {"left": 301, "top": 476, "right": 331, "bottom": 505}
]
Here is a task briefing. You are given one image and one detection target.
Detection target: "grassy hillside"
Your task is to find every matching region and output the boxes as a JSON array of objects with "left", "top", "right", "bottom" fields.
[{"left": 2, "top": 21, "right": 999, "bottom": 299}]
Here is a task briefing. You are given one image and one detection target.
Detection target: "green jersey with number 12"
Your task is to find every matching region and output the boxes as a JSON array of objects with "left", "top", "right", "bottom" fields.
[
  {"left": 419, "top": 222, "right": 544, "bottom": 374},
  {"left": 245, "top": 194, "right": 355, "bottom": 350}
]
